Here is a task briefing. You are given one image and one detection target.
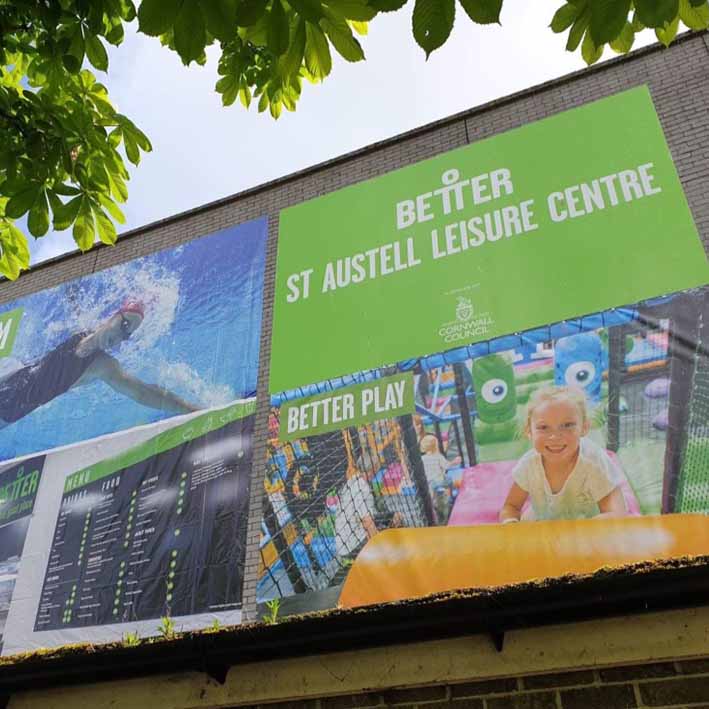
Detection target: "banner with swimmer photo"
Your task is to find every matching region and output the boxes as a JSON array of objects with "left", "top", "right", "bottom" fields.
[
  {"left": 0, "top": 217, "right": 266, "bottom": 461},
  {"left": 259, "top": 87, "right": 709, "bottom": 616}
]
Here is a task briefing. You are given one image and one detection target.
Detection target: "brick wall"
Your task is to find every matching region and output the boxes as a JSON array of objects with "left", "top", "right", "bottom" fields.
[
  {"left": 0, "top": 33, "right": 708, "bottom": 622},
  {"left": 233, "top": 659, "right": 709, "bottom": 709}
]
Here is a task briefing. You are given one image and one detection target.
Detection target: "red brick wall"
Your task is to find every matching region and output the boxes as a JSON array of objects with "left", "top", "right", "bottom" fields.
[{"left": 236, "top": 659, "right": 709, "bottom": 709}]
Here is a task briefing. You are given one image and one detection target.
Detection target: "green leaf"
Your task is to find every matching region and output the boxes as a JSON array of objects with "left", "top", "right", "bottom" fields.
[
  {"left": 52, "top": 194, "right": 83, "bottom": 231},
  {"left": 5, "top": 186, "right": 39, "bottom": 219},
  {"left": 350, "top": 19, "right": 369, "bottom": 34},
  {"left": 458, "top": 0, "right": 502, "bottom": 24},
  {"left": 138, "top": 0, "right": 183, "bottom": 35},
  {"left": 94, "top": 207, "right": 118, "bottom": 245},
  {"left": 235, "top": 0, "right": 269, "bottom": 25},
  {"left": 0, "top": 223, "right": 30, "bottom": 280},
  {"left": 326, "top": 0, "right": 378, "bottom": 20},
  {"left": 106, "top": 22, "right": 126, "bottom": 45},
  {"left": 121, "top": 118, "right": 153, "bottom": 151},
  {"left": 655, "top": 15, "right": 679, "bottom": 46},
  {"left": 267, "top": 0, "right": 290, "bottom": 55},
  {"left": 280, "top": 17, "right": 307, "bottom": 77},
  {"left": 174, "top": 1, "right": 207, "bottom": 64},
  {"left": 239, "top": 85, "right": 252, "bottom": 107},
  {"left": 88, "top": 160, "right": 111, "bottom": 190},
  {"left": 109, "top": 127, "right": 123, "bottom": 148},
  {"left": 609, "top": 20, "right": 635, "bottom": 52},
  {"left": 581, "top": 27, "right": 603, "bottom": 64},
  {"left": 288, "top": 0, "right": 325, "bottom": 22},
  {"left": 73, "top": 199, "right": 95, "bottom": 251},
  {"left": 367, "top": 0, "right": 407, "bottom": 9},
  {"left": 27, "top": 190, "right": 50, "bottom": 237},
  {"left": 63, "top": 26, "right": 86, "bottom": 74},
  {"left": 201, "top": 0, "right": 239, "bottom": 40},
  {"left": 550, "top": 3, "right": 580, "bottom": 32},
  {"left": 217, "top": 74, "right": 240, "bottom": 105},
  {"left": 589, "top": 0, "right": 630, "bottom": 45},
  {"left": 679, "top": 0, "right": 709, "bottom": 28},
  {"left": 52, "top": 184, "right": 81, "bottom": 196},
  {"left": 304, "top": 23, "right": 332, "bottom": 79},
  {"left": 124, "top": 131, "right": 141, "bottom": 165},
  {"left": 98, "top": 194, "right": 126, "bottom": 224},
  {"left": 121, "top": 0, "right": 138, "bottom": 21},
  {"left": 566, "top": 5, "right": 590, "bottom": 50},
  {"left": 321, "top": 13, "right": 366, "bottom": 61},
  {"left": 634, "top": 0, "right": 678, "bottom": 27},
  {"left": 412, "top": 0, "right": 455, "bottom": 57},
  {"left": 85, "top": 34, "right": 109, "bottom": 72},
  {"left": 109, "top": 173, "right": 129, "bottom": 202}
]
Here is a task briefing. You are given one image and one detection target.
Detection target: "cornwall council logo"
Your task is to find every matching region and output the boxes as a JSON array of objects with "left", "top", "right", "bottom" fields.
[
  {"left": 456, "top": 297, "right": 474, "bottom": 322},
  {"left": 437, "top": 295, "right": 494, "bottom": 345}
]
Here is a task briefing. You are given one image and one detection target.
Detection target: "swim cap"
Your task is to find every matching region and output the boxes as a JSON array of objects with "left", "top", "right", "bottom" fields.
[{"left": 118, "top": 300, "right": 145, "bottom": 319}]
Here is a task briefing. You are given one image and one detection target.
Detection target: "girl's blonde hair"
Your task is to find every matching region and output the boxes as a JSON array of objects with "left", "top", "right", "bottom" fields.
[
  {"left": 524, "top": 385, "right": 590, "bottom": 435},
  {"left": 419, "top": 433, "right": 441, "bottom": 455}
]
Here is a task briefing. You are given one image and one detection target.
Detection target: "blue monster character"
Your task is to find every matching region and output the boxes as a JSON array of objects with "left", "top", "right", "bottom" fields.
[{"left": 554, "top": 333, "right": 607, "bottom": 402}]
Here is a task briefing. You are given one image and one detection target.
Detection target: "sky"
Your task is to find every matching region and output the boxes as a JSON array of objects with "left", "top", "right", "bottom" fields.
[{"left": 28, "top": 4, "right": 656, "bottom": 265}]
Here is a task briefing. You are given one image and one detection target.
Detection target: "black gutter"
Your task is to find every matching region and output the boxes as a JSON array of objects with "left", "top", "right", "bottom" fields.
[{"left": 1, "top": 557, "right": 709, "bottom": 695}]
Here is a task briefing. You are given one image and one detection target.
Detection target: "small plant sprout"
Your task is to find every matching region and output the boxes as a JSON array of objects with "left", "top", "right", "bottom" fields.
[
  {"left": 264, "top": 598, "right": 281, "bottom": 625},
  {"left": 122, "top": 630, "right": 140, "bottom": 647},
  {"left": 158, "top": 615, "right": 176, "bottom": 639}
]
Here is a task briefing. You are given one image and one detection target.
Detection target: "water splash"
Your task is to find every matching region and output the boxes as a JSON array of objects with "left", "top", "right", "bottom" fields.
[{"left": 143, "top": 357, "right": 236, "bottom": 408}]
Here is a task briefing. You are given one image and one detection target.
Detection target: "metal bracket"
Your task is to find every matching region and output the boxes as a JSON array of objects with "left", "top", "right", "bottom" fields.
[
  {"left": 490, "top": 630, "right": 505, "bottom": 652},
  {"left": 204, "top": 663, "right": 230, "bottom": 685}
]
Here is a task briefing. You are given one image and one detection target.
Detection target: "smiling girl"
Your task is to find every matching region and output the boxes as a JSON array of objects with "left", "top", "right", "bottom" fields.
[{"left": 499, "top": 385, "right": 626, "bottom": 522}]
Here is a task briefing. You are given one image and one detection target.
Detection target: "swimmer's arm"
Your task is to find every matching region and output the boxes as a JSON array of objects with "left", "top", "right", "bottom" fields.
[
  {"left": 596, "top": 486, "right": 627, "bottom": 518},
  {"left": 499, "top": 482, "right": 528, "bottom": 523},
  {"left": 86, "top": 354, "right": 200, "bottom": 414}
]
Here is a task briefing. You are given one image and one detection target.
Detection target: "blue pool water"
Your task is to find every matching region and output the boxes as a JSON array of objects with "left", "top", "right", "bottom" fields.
[{"left": 0, "top": 218, "right": 267, "bottom": 461}]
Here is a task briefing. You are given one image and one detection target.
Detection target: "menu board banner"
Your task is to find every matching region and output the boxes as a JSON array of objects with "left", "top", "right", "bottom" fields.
[{"left": 1, "top": 402, "right": 254, "bottom": 655}]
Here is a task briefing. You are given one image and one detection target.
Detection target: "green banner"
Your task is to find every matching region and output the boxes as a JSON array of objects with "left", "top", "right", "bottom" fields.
[
  {"left": 64, "top": 400, "right": 256, "bottom": 493},
  {"left": 279, "top": 373, "right": 415, "bottom": 441},
  {"left": 0, "top": 456, "right": 43, "bottom": 525},
  {"left": 0, "top": 307, "right": 23, "bottom": 359},
  {"left": 270, "top": 86, "right": 708, "bottom": 393}
]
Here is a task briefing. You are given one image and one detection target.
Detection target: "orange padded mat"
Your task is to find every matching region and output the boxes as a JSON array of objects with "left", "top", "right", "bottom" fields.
[{"left": 338, "top": 514, "right": 709, "bottom": 609}]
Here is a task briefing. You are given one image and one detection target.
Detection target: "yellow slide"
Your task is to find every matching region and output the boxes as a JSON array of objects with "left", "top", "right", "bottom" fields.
[{"left": 338, "top": 514, "right": 709, "bottom": 609}]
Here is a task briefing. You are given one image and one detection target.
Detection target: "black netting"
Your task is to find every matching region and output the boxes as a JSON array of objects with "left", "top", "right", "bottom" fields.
[
  {"left": 259, "top": 412, "right": 429, "bottom": 600},
  {"left": 617, "top": 321, "right": 671, "bottom": 449},
  {"left": 676, "top": 308, "right": 709, "bottom": 514}
]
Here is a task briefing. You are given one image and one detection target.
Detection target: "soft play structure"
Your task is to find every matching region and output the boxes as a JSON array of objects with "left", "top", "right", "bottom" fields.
[
  {"left": 259, "top": 287, "right": 709, "bottom": 611},
  {"left": 447, "top": 452, "right": 641, "bottom": 526}
]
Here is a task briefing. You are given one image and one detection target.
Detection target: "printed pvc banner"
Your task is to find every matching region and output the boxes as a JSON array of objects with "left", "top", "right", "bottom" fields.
[
  {"left": 2, "top": 402, "right": 254, "bottom": 655},
  {"left": 270, "top": 86, "right": 707, "bottom": 393},
  {"left": 0, "top": 456, "right": 44, "bottom": 650},
  {"left": 0, "top": 217, "right": 266, "bottom": 655},
  {"left": 0, "top": 217, "right": 266, "bottom": 461},
  {"left": 259, "top": 87, "right": 709, "bottom": 617}
]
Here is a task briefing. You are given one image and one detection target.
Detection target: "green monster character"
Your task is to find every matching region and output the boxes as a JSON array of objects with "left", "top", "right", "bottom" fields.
[{"left": 472, "top": 354, "right": 517, "bottom": 424}]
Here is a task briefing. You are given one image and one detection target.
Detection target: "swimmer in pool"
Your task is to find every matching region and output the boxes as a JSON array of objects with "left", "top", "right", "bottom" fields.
[{"left": 0, "top": 300, "right": 200, "bottom": 428}]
